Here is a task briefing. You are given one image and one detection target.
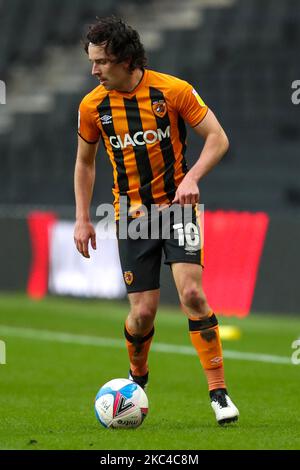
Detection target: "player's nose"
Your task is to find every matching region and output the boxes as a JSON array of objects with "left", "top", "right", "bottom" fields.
[{"left": 92, "top": 63, "right": 101, "bottom": 76}]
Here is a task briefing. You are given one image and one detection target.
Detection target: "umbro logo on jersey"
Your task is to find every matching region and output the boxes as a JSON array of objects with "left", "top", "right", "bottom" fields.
[{"left": 100, "top": 114, "right": 113, "bottom": 124}]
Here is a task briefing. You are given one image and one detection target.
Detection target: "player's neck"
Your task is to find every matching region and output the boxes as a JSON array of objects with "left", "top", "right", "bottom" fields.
[{"left": 116, "top": 69, "right": 144, "bottom": 93}]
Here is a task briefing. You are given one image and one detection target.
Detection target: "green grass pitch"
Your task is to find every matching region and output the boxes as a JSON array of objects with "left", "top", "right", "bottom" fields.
[{"left": 0, "top": 293, "right": 300, "bottom": 450}]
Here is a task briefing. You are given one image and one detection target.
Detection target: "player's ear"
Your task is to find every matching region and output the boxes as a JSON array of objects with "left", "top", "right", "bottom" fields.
[{"left": 122, "top": 58, "right": 132, "bottom": 71}]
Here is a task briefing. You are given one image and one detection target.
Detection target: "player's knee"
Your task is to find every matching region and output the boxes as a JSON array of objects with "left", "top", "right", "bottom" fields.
[
  {"left": 180, "top": 286, "right": 208, "bottom": 314},
  {"left": 130, "top": 304, "right": 156, "bottom": 330}
]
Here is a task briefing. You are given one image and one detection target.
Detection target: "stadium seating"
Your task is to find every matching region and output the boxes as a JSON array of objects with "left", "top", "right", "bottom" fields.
[{"left": 0, "top": 0, "right": 299, "bottom": 214}]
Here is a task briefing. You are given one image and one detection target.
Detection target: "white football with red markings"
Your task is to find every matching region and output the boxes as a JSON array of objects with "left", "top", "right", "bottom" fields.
[{"left": 95, "top": 378, "right": 148, "bottom": 429}]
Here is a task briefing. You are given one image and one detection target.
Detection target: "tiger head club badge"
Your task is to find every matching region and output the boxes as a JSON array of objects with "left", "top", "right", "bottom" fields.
[
  {"left": 152, "top": 100, "right": 167, "bottom": 118},
  {"left": 124, "top": 271, "right": 134, "bottom": 286}
]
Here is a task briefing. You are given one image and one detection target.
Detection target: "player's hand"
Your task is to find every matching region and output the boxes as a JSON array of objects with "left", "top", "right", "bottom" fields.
[
  {"left": 172, "top": 175, "right": 200, "bottom": 206},
  {"left": 74, "top": 220, "right": 97, "bottom": 258}
]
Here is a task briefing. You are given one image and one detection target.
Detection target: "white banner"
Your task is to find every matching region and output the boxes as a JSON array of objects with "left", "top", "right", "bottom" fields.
[{"left": 49, "top": 222, "right": 126, "bottom": 298}]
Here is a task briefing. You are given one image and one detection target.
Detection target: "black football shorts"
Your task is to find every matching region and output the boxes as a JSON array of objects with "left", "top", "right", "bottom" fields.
[{"left": 116, "top": 204, "right": 203, "bottom": 293}]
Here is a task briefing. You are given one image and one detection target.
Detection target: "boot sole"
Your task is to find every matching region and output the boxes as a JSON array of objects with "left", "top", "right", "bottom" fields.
[{"left": 218, "top": 415, "right": 239, "bottom": 426}]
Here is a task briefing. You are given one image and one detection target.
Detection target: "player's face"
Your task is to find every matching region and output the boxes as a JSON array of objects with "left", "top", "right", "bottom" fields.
[{"left": 88, "top": 43, "right": 130, "bottom": 91}]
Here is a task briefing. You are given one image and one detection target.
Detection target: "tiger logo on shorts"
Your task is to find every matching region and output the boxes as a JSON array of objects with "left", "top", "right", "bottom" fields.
[{"left": 124, "top": 271, "right": 134, "bottom": 286}]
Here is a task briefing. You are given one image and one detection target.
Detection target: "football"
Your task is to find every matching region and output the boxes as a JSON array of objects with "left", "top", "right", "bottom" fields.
[{"left": 94, "top": 378, "right": 149, "bottom": 429}]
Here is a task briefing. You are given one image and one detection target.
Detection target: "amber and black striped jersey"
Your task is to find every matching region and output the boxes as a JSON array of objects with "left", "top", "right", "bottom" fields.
[{"left": 78, "top": 69, "right": 208, "bottom": 219}]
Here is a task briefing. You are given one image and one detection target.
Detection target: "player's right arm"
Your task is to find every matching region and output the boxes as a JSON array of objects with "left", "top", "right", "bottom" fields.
[{"left": 74, "top": 135, "right": 99, "bottom": 258}]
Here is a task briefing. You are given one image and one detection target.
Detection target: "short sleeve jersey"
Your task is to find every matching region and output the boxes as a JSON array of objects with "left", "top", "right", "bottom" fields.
[{"left": 78, "top": 69, "right": 208, "bottom": 219}]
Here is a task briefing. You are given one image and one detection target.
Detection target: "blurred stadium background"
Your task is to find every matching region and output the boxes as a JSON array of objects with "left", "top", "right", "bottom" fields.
[
  {"left": 0, "top": 0, "right": 300, "bottom": 450},
  {"left": 0, "top": 0, "right": 299, "bottom": 312}
]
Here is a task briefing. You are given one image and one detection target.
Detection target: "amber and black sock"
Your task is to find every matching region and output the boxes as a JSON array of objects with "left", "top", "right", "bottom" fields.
[
  {"left": 188, "top": 312, "right": 226, "bottom": 391},
  {"left": 124, "top": 321, "right": 154, "bottom": 377}
]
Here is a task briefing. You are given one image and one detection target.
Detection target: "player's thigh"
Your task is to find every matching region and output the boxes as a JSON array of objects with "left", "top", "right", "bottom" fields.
[
  {"left": 171, "top": 262, "right": 205, "bottom": 297},
  {"left": 171, "top": 263, "right": 211, "bottom": 317}
]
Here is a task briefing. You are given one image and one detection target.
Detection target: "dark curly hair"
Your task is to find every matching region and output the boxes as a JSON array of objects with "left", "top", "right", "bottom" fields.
[{"left": 84, "top": 16, "right": 147, "bottom": 72}]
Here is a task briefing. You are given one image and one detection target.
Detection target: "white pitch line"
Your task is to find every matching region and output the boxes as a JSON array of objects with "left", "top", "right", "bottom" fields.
[{"left": 0, "top": 325, "right": 293, "bottom": 365}]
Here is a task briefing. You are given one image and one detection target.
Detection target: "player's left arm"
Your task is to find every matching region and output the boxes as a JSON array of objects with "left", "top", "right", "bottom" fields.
[{"left": 173, "top": 109, "right": 229, "bottom": 205}]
